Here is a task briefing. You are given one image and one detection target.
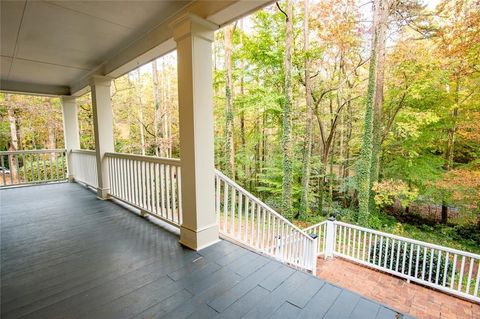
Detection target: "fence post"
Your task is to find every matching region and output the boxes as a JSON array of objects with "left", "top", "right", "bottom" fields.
[
  {"left": 309, "top": 233, "right": 318, "bottom": 276},
  {"left": 325, "top": 217, "right": 336, "bottom": 259}
]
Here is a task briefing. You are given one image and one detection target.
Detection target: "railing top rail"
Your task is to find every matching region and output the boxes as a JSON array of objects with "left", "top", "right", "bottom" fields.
[
  {"left": 105, "top": 152, "right": 181, "bottom": 166},
  {"left": 71, "top": 149, "right": 96, "bottom": 154},
  {"left": 334, "top": 220, "right": 480, "bottom": 259},
  {"left": 215, "top": 169, "right": 313, "bottom": 240},
  {"left": 303, "top": 220, "right": 327, "bottom": 232},
  {"left": 0, "top": 149, "right": 66, "bottom": 155}
]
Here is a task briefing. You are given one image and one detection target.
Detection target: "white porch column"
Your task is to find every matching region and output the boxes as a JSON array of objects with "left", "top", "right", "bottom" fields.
[
  {"left": 61, "top": 96, "right": 80, "bottom": 181},
  {"left": 171, "top": 14, "right": 219, "bottom": 250},
  {"left": 90, "top": 75, "right": 114, "bottom": 199}
]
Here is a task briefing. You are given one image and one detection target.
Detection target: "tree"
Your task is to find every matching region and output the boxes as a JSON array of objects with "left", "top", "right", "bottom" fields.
[
  {"left": 5, "top": 94, "right": 19, "bottom": 181},
  {"left": 299, "top": 0, "right": 313, "bottom": 218},
  {"left": 435, "top": 0, "right": 480, "bottom": 223},
  {"left": 356, "top": 0, "right": 389, "bottom": 225},
  {"left": 280, "top": 0, "right": 294, "bottom": 218},
  {"left": 224, "top": 24, "right": 236, "bottom": 177},
  {"left": 152, "top": 60, "right": 161, "bottom": 156},
  {"left": 369, "top": 0, "right": 389, "bottom": 207}
]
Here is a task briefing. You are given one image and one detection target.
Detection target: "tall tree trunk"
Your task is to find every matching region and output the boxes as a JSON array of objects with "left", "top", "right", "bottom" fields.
[
  {"left": 342, "top": 98, "right": 353, "bottom": 206},
  {"left": 135, "top": 70, "right": 146, "bottom": 155},
  {"left": 224, "top": 24, "right": 235, "bottom": 177},
  {"left": 339, "top": 105, "right": 344, "bottom": 179},
  {"left": 328, "top": 132, "right": 336, "bottom": 215},
  {"left": 261, "top": 108, "right": 266, "bottom": 187},
  {"left": 442, "top": 79, "right": 460, "bottom": 224},
  {"left": 152, "top": 61, "right": 161, "bottom": 156},
  {"left": 441, "top": 201, "right": 448, "bottom": 224},
  {"left": 318, "top": 139, "right": 331, "bottom": 216},
  {"left": 281, "top": 0, "right": 294, "bottom": 219},
  {"left": 357, "top": 0, "right": 387, "bottom": 225},
  {"left": 163, "top": 59, "right": 172, "bottom": 157},
  {"left": 299, "top": 0, "right": 313, "bottom": 219},
  {"left": 253, "top": 112, "right": 260, "bottom": 190},
  {"left": 29, "top": 119, "right": 37, "bottom": 149},
  {"left": 343, "top": 98, "right": 352, "bottom": 180},
  {"left": 369, "top": 0, "right": 388, "bottom": 209},
  {"left": 6, "top": 94, "right": 19, "bottom": 182},
  {"left": 239, "top": 20, "right": 247, "bottom": 185},
  {"left": 138, "top": 108, "right": 145, "bottom": 155},
  {"left": 47, "top": 101, "right": 56, "bottom": 163}
]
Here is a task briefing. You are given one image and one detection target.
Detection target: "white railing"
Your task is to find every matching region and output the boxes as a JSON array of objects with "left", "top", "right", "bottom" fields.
[
  {"left": 0, "top": 149, "right": 67, "bottom": 187},
  {"left": 305, "top": 219, "right": 480, "bottom": 303},
  {"left": 215, "top": 170, "right": 317, "bottom": 274},
  {"left": 106, "top": 153, "right": 182, "bottom": 227},
  {"left": 303, "top": 220, "right": 328, "bottom": 256},
  {"left": 70, "top": 149, "right": 98, "bottom": 188}
]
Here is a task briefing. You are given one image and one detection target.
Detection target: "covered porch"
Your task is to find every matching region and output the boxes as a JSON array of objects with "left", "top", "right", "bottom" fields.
[{"left": 1, "top": 1, "right": 479, "bottom": 318}]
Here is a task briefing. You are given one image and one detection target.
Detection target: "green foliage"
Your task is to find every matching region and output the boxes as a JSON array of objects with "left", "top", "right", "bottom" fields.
[
  {"left": 369, "top": 239, "right": 451, "bottom": 284},
  {"left": 0, "top": 93, "right": 64, "bottom": 151},
  {"left": 372, "top": 179, "right": 418, "bottom": 208},
  {"left": 18, "top": 157, "right": 67, "bottom": 182}
]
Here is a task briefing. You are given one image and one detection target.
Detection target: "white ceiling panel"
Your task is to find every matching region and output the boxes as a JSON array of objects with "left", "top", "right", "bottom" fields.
[
  {"left": 15, "top": 1, "right": 132, "bottom": 69},
  {"left": 49, "top": 1, "right": 190, "bottom": 32},
  {"left": 0, "top": 0, "right": 26, "bottom": 57},
  {"left": 9, "top": 58, "right": 89, "bottom": 86}
]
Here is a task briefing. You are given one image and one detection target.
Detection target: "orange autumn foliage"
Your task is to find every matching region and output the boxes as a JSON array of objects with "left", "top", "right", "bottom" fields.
[
  {"left": 458, "top": 111, "right": 480, "bottom": 144},
  {"left": 436, "top": 167, "right": 480, "bottom": 208}
]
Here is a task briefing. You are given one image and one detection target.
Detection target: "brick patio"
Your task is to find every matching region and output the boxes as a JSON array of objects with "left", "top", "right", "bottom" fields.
[{"left": 316, "top": 258, "right": 480, "bottom": 319}]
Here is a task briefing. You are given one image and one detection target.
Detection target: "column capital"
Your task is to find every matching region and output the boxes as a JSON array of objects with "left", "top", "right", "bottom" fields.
[
  {"left": 170, "top": 13, "right": 218, "bottom": 43},
  {"left": 61, "top": 96, "right": 76, "bottom": 103},
  {"left": 89, "top": 75, "right": 113, "bottom": 88}
]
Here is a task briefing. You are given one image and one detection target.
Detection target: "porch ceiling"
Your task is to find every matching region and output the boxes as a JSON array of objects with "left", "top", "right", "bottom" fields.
[{"left": 0, "top": 0, "right": 272, "bottom": 97}]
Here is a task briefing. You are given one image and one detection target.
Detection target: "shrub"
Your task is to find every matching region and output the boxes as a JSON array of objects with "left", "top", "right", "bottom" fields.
[
  {"left": 19, "top": 157, "right": 66, "bottom": 182},
  {"left": 369, "top": 240, "right": 451, "bottom": 284}
]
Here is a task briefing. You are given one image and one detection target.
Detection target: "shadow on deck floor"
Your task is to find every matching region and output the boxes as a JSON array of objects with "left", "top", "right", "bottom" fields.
[{"left": 1, "top": 182, "right": 411, "bottom": 319}]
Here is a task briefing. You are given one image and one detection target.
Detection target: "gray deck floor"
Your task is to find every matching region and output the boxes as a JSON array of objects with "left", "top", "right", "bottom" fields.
[{"left": 1, "top": 183, "right": 412, "bottom": 319}]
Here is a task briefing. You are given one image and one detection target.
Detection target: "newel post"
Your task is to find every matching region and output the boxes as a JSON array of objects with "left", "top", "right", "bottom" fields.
[{"left": 325, "top": 217, "right": 336, "bottom": 259}]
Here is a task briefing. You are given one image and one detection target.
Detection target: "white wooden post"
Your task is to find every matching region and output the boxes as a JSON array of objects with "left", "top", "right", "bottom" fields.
[
  {"left": 325, "top": 217, "right": 336, "bottom": 259},
  {"left": 61, "top": 96, "right": 80, "bottom": 182},
  {"left": 90, "top": 75, "right": 114, "bottom": 199},
  {"left": 171, "top": 14, "right": 219, "bottom": 250}
]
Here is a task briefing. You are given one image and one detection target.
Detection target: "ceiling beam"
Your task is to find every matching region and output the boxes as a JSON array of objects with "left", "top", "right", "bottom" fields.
[{"left": 0, "top": 80, "right": 70, "bottom": 96}]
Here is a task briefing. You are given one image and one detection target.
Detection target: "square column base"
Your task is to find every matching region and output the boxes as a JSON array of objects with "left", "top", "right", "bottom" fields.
[
  {"left": 179, "top": 223, "right": 220, "bottom": 251},
  {"left": 96, "top": 187, "right": 110, "bottom": 200}
]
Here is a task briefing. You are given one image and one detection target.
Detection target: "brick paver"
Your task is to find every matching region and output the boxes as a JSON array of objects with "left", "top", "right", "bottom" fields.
[{"left": 316, "top": 258, "right": 480, "bottom": 319}]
